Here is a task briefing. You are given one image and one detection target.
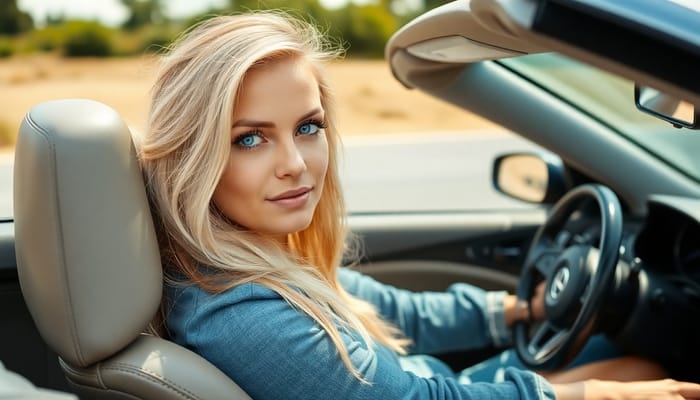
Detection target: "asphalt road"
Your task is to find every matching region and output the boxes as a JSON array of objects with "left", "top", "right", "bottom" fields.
[
  {"left": 0, "top": 130, "right": 542, "bottom": 219},
  {"left": 341, "top": 131, "right": 542, "bottom": 213}
]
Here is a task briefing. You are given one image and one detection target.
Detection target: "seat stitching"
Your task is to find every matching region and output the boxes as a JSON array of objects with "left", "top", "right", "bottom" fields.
[
  {"left": 24, "top": 112, "right": 86, "bottom": 366},
  {"left": 103, "top": 363, "right": 203, "bottom": 400}
]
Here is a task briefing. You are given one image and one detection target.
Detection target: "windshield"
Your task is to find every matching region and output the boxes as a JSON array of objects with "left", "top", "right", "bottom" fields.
[{"left": 500, "top": 53, "right": 700, "bottom": 183}]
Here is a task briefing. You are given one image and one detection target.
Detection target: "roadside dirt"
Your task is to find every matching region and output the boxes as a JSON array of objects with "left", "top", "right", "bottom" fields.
[{"left": 0, "top": 54, "right": 501, "bottom": 144}]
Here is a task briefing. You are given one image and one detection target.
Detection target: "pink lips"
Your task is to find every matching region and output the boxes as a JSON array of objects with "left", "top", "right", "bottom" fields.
[{"left": 267, "top": 187, "right": 312, "bottom": 209}]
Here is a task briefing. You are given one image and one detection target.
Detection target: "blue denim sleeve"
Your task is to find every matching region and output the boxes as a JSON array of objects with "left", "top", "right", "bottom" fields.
[
  {"left": 169, "top": 284, "right": 554, "bottom": 400},
  {"left": 339, "top": 267, "right": 512, "bottom": 353}
]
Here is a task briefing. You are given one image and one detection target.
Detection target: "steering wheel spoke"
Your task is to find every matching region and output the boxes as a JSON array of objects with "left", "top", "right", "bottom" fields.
[
  {"left": 532, "top": 248, "right": 559, "bottom": 278},
  {"left": 527, "top": 322, "right": 567, "bottom": 361}
]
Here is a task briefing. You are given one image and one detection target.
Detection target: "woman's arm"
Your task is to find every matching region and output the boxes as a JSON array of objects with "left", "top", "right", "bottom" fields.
[
  {"left": 171, "top": 283, "right": 556, "bottom": 400},
  {"left": 339, "top": 267, "right": 513, "bottom": 354},
  {"left": 169, "top": 282, "right": 700, "bottom": 400}
]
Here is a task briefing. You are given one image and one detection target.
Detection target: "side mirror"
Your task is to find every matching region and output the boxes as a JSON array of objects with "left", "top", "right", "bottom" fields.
[
  {"left": 492, "top": 153, "right": 568, "bottom": 204},
  {"left": 634, "top": 85, "right": 699, "bottom": 129}
]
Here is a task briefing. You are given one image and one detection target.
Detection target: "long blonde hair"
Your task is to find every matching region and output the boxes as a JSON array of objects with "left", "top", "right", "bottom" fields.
[{"left": 138, "top": 12, "right": 408, "bottom": 380}]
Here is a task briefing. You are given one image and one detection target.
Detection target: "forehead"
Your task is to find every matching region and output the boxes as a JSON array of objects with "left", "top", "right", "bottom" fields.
[{"left": 234, "top": 56, "right": 322, "bottom": 119}]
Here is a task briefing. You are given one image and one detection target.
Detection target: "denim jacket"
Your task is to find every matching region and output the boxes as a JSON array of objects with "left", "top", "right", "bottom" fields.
[{"left": 166, "top": 268, "right": 555, "bottom": 399}]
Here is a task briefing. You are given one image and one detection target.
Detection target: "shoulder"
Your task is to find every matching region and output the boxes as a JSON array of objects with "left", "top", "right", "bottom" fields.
[
  {"left": 174, "top": 279, "right": 283, "bottom": 308},
  {"left": 167, "top": 279, "right": 282, "bottom": 308},
  {"left": 165, "top": 281, "right": 288, "bottom": 341}
]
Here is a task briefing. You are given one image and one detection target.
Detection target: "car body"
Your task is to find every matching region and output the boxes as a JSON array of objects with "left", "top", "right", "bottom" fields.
[
  {"left": 376, "top": 0, "right": 700, "bottom": 378},
  {"left": 2, "top": 0, "right": 700, "bottom": 394}
]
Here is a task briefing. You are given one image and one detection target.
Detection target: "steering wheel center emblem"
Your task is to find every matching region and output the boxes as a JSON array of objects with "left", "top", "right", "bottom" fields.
[{"left": 549, "top": 266, "right": 571, "bottom": 301}]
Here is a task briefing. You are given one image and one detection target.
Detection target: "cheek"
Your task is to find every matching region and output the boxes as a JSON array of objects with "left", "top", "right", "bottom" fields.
[
  {"left": 212, "top": 159, "right": 260, "bottom": 217},
  {"left": 306, "top": 135, "right": 330, "bottom": 179}
]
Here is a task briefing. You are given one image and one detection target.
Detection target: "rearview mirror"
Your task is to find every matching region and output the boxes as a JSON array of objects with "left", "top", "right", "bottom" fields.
[{"left": 634, "top": 85, "right": 699, "bottom": 129}]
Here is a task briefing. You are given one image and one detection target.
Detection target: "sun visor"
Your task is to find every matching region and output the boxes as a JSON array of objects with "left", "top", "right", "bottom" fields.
[
  {"left": 385, "top": 0, "right": 546, "bottom": 88},
  {"left": 470, "top": 0, "right": 700, "bottom": 107}
]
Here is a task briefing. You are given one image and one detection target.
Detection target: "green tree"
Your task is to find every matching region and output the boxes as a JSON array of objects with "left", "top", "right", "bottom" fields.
[
  {"left": 191, "top": 0, "right": 399, "bottom": 58},
  {"left": 121, "top": 0, "right": 165, "bottom": 30},
  {"left": 225, "top": 0, "right": 327, "bottom": 17},
  {"left": 0, "top": 37, "right": 14, "bottom": 58},
  {"left": 188, "top": 0, "right": 334, "bottom": 42},
  {"left": 46, "top": 13, "right": 67, "bottom": 26},
  {"left": 421, "top": 0, "right": 452, "bottom": 11},
  {"left": 0, "top": 0, "right": 33, "bottom": 35},
  {"left": 63, "top": 21, "right": 113, "bottom": 57},
  {"left": 332, "top": 3, "right": 398, "bottom": 57}
]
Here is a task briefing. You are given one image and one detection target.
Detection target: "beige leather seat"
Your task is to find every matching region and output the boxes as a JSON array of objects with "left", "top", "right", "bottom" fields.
[{"left": 13, "top": 99, "right": 252, "bottom": 399}]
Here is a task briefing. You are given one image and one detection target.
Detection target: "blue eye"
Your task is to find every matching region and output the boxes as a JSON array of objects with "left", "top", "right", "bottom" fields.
[
  {"left": 297, "top": 119, "right": 326, "bottom": 136},
  {"left": 233, "top": 132, "right": 264, "bottom": 149}
]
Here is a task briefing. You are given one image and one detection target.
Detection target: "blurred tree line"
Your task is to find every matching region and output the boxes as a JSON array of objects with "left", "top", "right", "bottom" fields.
[{"left": 0, "top": 0, "right": 452, "bottom": 58}]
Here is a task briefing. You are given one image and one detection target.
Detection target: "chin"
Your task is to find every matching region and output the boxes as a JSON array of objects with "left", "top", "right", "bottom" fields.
[{"left": 270, "top": 216, "right": 314, "bottom": 237}]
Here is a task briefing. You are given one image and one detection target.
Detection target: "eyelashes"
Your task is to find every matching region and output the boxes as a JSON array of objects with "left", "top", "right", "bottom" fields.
[
  {"left": 297, "top": 119, "right": 327, "bottom": 136},
  {"left": 232, "top": 131, "right": 264, "bottom": 149},
  {"left": 231, "top": 118, "right": 327, "bottom": 150},
  {"left": 302, "top": 118, "right": 327, "bottom": 129}
]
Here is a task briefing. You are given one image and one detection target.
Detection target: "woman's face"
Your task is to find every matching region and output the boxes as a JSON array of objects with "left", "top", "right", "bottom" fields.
[{"left": 212, "top": 56, "right": 329, "bottom": 241}]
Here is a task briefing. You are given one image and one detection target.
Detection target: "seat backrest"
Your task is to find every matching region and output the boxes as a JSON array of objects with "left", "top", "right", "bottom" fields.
[{"left": 13, "top": 99, "right": 251, "bottom": 399}]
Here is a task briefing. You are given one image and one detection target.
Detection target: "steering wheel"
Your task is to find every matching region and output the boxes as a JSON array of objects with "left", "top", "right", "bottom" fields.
[{"left": 514, "top": 184, "right": 623, "bottom": 370}]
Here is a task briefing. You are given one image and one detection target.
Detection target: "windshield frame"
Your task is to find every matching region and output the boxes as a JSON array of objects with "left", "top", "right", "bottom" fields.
[{"left": 499, "top": 53, "right": 700, "bottom": 183}]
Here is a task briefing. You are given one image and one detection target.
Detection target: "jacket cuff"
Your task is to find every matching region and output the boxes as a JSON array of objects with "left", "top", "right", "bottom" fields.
[{"left": 486, "top": 290, "right": 512, "bottom": 347}]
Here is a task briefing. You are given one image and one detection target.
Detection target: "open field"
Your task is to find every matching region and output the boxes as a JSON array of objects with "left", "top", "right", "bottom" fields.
[{"left": 0, "top": 55, "right": 500, "bottom": 146}]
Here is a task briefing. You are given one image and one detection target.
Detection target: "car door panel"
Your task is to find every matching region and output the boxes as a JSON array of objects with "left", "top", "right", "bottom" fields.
[{"left": 349, "top": 208, "right": 546, "bottom": 292}]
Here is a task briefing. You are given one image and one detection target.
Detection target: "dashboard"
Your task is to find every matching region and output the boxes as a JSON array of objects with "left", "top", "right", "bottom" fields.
[
  {"left": 636, "top": 197, "right": 700, "bottom": 285},
  {"left": 616, "top": 195, "right": 700, "bottom": 381},
  {"left": 551, "top": 193, "right": 700, "bottom": 380}
]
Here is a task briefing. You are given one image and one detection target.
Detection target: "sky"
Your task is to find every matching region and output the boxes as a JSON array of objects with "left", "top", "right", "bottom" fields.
[
  {"left": 17, "top": 0, "right": 700, "bottom": 28},
  {"left": 17, "top": 0, "right": 360, "bottom": 27},
  {"left": 670, "top": 0, "right": 700, "bottom": 12}
]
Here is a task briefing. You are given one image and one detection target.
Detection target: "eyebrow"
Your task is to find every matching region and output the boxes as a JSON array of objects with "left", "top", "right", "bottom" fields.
[{"left": 232, "top": 108, "right": 323, "bottom": 129}]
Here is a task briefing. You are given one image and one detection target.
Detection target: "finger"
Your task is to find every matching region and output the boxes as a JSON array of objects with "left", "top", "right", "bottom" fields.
[
  {"left": 536, "top": 281, "right": 546, "bottom": 292},
  {"left": 678, "top": 381, "right": 700, "bottom": 398}
]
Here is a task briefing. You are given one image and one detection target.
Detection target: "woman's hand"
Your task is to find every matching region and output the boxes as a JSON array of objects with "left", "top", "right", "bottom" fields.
[
  {"left": 530, "top": 280, "right": 546, "bottom": 320},
  {"left": 553, "top": 379, "right": 700, "bottom": 400},
  {"left": 504, "top": 281, "right": 546, "bottom": 327}
]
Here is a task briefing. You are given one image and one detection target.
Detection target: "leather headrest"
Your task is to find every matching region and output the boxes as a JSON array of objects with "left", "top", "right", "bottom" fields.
[{"left": 14, "top": 99, "right": 162, "bottom": 367}]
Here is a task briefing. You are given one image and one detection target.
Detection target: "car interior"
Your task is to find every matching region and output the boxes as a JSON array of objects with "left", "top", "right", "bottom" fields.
[
  {"left": 2, "top": 0, "right": 700, "bottom": 397},
  {"left": 382, "top": 0, "right": 700, "bottom": 379},
  {"left": 13, "top": 99, "right": 252, "bottom": 398}
]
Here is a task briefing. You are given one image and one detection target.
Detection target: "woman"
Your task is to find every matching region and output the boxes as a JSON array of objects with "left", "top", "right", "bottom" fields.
[{"left": 138, "top": 11, "right": 700, "bottom": 399}]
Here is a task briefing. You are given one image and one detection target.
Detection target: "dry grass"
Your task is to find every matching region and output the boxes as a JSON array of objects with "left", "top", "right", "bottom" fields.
[{"left": 0, "top": 54, "right": 500, "bottom": 147}]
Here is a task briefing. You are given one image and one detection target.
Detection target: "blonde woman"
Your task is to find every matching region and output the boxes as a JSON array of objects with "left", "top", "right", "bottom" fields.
[{"left": 138, "top": 12, "right": 700, "bottom": 400}]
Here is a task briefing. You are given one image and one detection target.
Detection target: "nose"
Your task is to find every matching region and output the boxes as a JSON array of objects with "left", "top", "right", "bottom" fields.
[{"left": 275, "top": 138, "right": 307, "bottom": 178}]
